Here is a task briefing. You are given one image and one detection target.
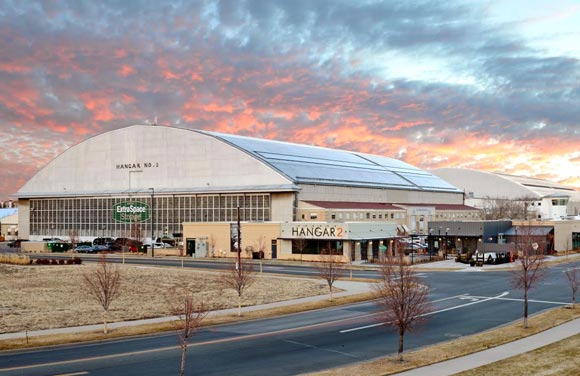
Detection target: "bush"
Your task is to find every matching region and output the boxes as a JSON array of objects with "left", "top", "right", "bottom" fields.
[{"left": 0, "top": 253, "right": 31, "bottom": 265}]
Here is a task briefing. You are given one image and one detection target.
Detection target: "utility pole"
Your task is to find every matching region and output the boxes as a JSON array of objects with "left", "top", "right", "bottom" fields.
[
  {"left": 237, "top": 206, "right": 241, "bottom": 269},
  {"left": 150, "top": 188, "right": 155, "bottom": 258}
]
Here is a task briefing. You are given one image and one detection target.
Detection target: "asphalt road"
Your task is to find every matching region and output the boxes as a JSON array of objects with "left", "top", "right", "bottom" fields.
[
  {"left": 26, "top": 252, "right": 383, "bottom": 279},
  {"left": 1, "top": 260, "right": 578, "bottom": 376}
]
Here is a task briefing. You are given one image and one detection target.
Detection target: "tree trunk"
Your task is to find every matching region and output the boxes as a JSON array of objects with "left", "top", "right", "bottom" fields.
[
  {"left": 329, "top": 286, "right": 333, "bottom": 302},
  {"left": 180, "top": 343, "right": 187, "bottom": 376},
  {"left": 398, "top": 330, "right": 405, "bottom": 361},
  {"left": 238, "top": 295, "right": 241, "bottom": 317},
  {"left": 523, "top": 291, "right": 529, "bottom": 328},
  {"left": 103, "top": 311, "right": 108, "bottom": 334}
]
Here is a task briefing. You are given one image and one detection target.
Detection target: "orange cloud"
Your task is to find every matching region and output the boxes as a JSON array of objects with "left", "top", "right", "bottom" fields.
[
  {"left": 80, "top": 93, "right": 115, "bottom": 122},
  {"left": 118, "top": 65, "right": 135, "bottom": 77}
]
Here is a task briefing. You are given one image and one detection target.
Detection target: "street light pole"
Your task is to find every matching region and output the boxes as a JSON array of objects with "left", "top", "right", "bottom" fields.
[
  {"left": 150, "top": 188, "right": 155, "bottom": 258},
  {"left": 237, "top": 206, "right": 241, "bottom": 269}
]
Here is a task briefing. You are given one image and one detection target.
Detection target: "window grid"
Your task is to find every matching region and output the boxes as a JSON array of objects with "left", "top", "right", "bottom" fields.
[{"left": 29, "top": 194, "right": 271, "bottom": 238}]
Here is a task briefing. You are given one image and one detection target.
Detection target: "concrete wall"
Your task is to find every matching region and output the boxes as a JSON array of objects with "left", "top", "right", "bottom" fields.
[
  {"left": 21, "top": 242, "right": 48, "bottom": 253},
  {"left": 271, "top": 192, "right": 295, "bottom": 222},
  {"left": 512, "top": 220, "right": 580, "bottom": 252},
  {"left": 182, "top": 222, "right": 281, "bottom": 259},
  {"left": 17, "top": 200, "right": 30, "bottom": 240},
  {"left": 298, "top": 184, "right": 464, "bottom": 205}
]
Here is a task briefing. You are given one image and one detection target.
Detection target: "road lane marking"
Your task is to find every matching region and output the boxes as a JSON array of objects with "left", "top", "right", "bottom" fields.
[
  {"left": 53, "top": 372, "right": 89, "bottom": 376},
  {"left": 0, "top": 294, "right": 470, "bottom": 373},
  {"left": 339, "top": 292, "right": 509, "bottom": 333},
  {"left": 469, "top": 296, "right": 568, "bottom": 305},
  {"left": 284, "top": 340, "right": 359, "bottom": 358}
]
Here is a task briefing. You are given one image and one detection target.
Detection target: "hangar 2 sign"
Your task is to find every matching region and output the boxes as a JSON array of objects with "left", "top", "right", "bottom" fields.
[{"left": 113, "top": 201, "right": 150, "bottom": 223}]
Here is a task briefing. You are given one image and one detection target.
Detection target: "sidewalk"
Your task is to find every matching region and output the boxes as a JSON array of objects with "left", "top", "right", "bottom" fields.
[
  {"left": 0, "top": 279, "right": 372, "bottom": 341},
  {"left": 395, "top": 317, "right": 580, "bottom": 375}
]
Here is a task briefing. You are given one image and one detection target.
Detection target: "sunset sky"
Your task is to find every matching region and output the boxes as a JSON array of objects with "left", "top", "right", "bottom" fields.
[{"left": 1, "top": 0, "right": 579, "bottom": 201}]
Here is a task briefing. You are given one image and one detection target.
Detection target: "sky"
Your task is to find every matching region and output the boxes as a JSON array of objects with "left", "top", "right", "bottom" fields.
[{"left": 1, "top": 0, "right": 579, "bottom": 201}]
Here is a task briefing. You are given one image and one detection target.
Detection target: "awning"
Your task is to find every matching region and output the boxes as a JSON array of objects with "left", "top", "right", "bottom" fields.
[{"left": 503, "top": 226, "right": 553, "bottom": 236}]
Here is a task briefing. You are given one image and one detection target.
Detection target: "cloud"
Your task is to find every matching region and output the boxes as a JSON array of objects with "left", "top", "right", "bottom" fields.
[{"left": 0, "top": 0, "right": 578, "bottom": 199}]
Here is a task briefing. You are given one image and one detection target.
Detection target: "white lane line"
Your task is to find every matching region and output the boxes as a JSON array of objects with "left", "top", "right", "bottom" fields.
[
  {"left": 469, "top": 296, "right": 569, "bottom": 305},
  {"left": 340, "top": 291, "right": 509, "bottom": 334},
  {"left": 284, "top": 340, "right": 359, "bottom": 359},
  {"left": 53, "top": 372, "right": 89, "bottom": 376}
]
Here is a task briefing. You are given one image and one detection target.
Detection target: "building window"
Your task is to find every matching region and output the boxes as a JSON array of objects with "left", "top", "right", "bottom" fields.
[
  {"left": 292, "top": 239, "right": 343, "bottom": 255},
  {"left": 29, "top": 193, "right": 271, "bottom": 238}
]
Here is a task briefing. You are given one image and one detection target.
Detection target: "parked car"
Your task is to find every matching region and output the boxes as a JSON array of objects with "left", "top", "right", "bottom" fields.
[
  {"left": 146, "top": 242, "right": 172, "bottom": 249},
  {"left": 42, "top": 238, "right": 64, "bottom": 243},
  {"left": 74, "top": 245, "right": 96, "bottom": 253},
  {"left": 8, "top": 239, "right": 28, "bottom": 248},
  {"left": 92, "top": 244, "right": 110, "bottom": 252},
  {"left": 93, "top": 237, "right": 115, "bottom": 247}
]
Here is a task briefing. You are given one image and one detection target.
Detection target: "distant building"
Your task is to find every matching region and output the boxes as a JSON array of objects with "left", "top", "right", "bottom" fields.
[
  {"left": 0, "top": 208, "right": 18, "bottom": 241},
  {"left": 431, "top": 168, "right": 580, "bottom": 220},
  {"left": 15, "top": 124, "right": 479, "bottom": 262}
]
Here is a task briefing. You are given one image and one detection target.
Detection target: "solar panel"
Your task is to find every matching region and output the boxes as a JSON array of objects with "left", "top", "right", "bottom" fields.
[{"left": 205, "top": 131, "right": 461, "bottom": 193}]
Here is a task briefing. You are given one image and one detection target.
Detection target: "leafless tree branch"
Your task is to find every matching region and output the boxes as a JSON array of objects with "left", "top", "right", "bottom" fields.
[
  {"left": 168, "top": 289, "right": 210, "bottom": 376},
  {"left": 373, "top": 253, "right": 431, "bottom": 361},
  {"left": 565, "top": 267, "right": 579, "bottom": 309},
  {"left": 82, "top": 254, "right": 122, "bottom": 334},
  {"left": 511, "top": 224, "right": 547, "bottom": 328},
  {"left": 316, "top": 249, "right": 345, "bottom": 301},
  {"left": 220, "top": 259, "right": 255, "bottom": 316}
]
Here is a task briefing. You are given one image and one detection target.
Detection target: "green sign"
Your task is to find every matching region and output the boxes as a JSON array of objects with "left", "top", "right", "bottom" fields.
[{"left": 113, "top": 201, "right": 150, "bottom": 223}]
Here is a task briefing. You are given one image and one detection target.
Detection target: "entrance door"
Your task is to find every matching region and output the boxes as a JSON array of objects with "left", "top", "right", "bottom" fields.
[
  {"left": 186, "top": 239, "right": 196, "bottom": 257},
  {"left": 271, "top": 240, "right": 277, "bottom": 259},
  {"left": 360, "top": 240, "right": 368, "bottom": 261}
]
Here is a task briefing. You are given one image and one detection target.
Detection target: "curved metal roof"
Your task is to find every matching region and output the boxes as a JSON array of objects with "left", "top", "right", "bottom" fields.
[{"left": 200, "top": 130, "right": 461, "bottom": 193}]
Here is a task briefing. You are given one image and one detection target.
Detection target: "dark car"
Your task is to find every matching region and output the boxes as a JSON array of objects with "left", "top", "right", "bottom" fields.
[
  {"left": 8, "top": 239, "right": 28, "bottom": 248},
  {"left": 93, "top": 237, "right": 115, "bottom": 246}
]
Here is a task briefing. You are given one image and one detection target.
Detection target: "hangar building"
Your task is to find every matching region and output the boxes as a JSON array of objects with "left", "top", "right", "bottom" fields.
[
  {"left": 431, "top": 168, "right": 580, "bottom": 220},
  {"left": 16, "top": 124, "right": 480, "bottom": 261}
]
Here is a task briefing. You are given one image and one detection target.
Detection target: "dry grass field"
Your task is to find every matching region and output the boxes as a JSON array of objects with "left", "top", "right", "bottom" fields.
[
  {"left": 456, "top": 333, "right": 580, "bottom": 376},
  {"left": 0, "top": 263, "right": 331, "bottom": 334}
]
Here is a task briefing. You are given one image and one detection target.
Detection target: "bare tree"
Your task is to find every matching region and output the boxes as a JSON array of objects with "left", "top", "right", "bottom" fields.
[
  {"left": 68, "top": 229, "right": 79, "bottom": 259},
  {"left": 82, "top": 255, "right": 122, "bottom": 334},
  {"left": 511, "top": 225, "right": 546, "bottom": 328},
  {"left": 483, "top": 196, "right": 537, "bottom": 220},
  {"left": 293, "top": 239, "right": 308, "bottom": 263},
  {"left": 220, "top": 259, "right": 255, "bottom": 316},
  {"left": 168, "top": 289, "right": 210, "bottom": 376},
  {"left": 208, "top": 233, "right": 217, "bottom": 258},
  {"left": 316, "top": 248, "right": 345, "bottom": 301},
  {"left": 254, "top": 235, "right": 268, "bottom": 272},
  {"left": 565, "top": 267, "right": 579, "bottom": 309},
  {"left": 373, "top": 253, "right": 431, "bottom": 361}
]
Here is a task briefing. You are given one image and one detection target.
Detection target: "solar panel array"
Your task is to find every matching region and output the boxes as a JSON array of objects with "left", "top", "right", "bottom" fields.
[{"left": 201, "top": 131, "right": 461, "bottom": 193}]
